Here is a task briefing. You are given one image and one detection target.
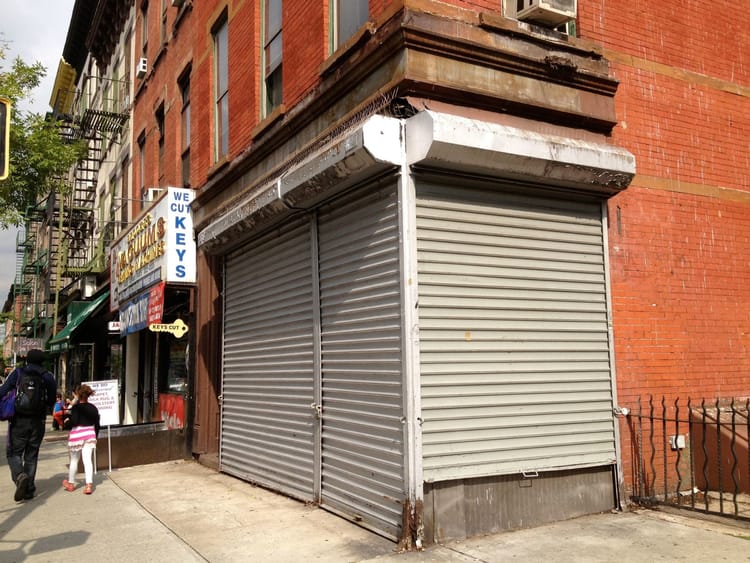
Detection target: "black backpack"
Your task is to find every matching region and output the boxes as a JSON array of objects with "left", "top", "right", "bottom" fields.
[{"left": 15, "top": 367, "right": 47, "bottom": 416}]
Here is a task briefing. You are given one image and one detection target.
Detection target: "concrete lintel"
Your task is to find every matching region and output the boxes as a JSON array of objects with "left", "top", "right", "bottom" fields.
[
  {"left": 198, "top": 115, "right": 403, "bottom": 253},
  {"left": 406, "top": 110, "right": 636, "bottom": 194},
  {"left": 279, "top": 114, "right": 402, "bottom": 206}
]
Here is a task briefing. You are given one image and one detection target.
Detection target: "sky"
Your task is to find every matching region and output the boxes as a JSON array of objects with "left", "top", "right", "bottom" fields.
[{"left": 0, "top": 0, "right": 76, "bottom": 307}]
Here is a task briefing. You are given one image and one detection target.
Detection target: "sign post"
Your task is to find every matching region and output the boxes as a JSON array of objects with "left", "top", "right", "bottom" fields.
[{"left": 84, "top": 379, "right": 120, "bottom": 473}]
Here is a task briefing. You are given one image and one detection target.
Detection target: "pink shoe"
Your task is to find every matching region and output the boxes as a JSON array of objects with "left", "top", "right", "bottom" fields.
[
  {"left": 83, "top": 483, "right": 93, "bottom": 495},
  {"left": 62, "top": 479, "right": 75, "bottom": 492}
]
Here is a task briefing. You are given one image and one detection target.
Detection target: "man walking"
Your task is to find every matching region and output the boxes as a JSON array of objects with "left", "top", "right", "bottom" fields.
[{"left": 0, "top": 349, "right": 57, "bottom": 501}]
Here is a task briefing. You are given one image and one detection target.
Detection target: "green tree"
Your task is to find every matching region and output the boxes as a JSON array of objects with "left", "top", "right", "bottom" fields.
[{"left": 0, "top": 41, "right": 85, "bottom": 227}]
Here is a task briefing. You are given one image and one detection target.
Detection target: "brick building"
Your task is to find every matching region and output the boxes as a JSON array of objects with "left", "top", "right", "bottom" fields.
[{"left": 37, "top": 0, "right": 749, "bottom": 549}]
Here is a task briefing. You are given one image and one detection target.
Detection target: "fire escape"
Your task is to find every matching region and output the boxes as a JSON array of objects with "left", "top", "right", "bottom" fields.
[
  {"left": 11, "top": 73, "right": 130, "bottom": 350},
  {"left": 12, "top": 201, "right": 50, "bottom": 345},
  {"left": 56, "top": 78, "right": 129, "bottom": 280}
]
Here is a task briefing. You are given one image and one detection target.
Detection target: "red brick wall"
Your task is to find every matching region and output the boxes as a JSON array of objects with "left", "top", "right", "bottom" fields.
[
  {"left": 150, "top": 0, "right": 750, "bottom": 495},
  {"left": 133, "top": 3, "right": 194, "bottom": 201},
  {"left": 577, "top": 1, "right": 750, "bottom": 401},
  {"left": 284, "top": 3, "right": 326, "bottom": 108},
  {"left": 579, "top": 0, "right": 750, "bottom": 86},
  {"left": 578, "top": 1, "right": 750, "bottom": 492}
]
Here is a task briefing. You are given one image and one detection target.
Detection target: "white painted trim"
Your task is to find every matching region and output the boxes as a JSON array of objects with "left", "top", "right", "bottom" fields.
[
  {"left": 405, "top": 110, "right": 635, "bottom": 192},
  {"left": 397, "top": 120, "right": 425, "bottom": 548},
  {"left": 198, "top": 110, "right": 635, "bottom": 252}
]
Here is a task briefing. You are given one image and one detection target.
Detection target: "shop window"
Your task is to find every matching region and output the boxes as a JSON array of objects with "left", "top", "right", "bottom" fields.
[{"left": 159, "top": 335, "right": 188, "bottom": 395}]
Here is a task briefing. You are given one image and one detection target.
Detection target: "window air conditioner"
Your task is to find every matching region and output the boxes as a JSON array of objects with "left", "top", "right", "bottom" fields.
[
  {"left": 508, "top": 0, "right": 576, "bottom": 27},
  {"left": 145, "top": 188, "right": 164, "bottom": 202},
  {"left": 136, "top": 58, "right": 148, "bottom": 79}
]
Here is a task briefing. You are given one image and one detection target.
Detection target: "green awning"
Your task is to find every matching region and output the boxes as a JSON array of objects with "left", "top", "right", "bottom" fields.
[{"left": 49, "top": 291, "right": 110, "bottom": 353}]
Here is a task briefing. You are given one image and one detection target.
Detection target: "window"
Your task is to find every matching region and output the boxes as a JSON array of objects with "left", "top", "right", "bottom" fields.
[
  {"left": 160, "top": 0, "right": 168, "bottom": 44},
  {"left": 331, "top": 0, "right": 368, "bottom": 51},
  {"left": 138, "top": 132, "right": 146, "bottom": 202},
  {"left": 179, "top": 70, "right": 191, "bottom": 187},
  {"left": 156, "top": 104, "right": 165, "bottom": 182},
  {"left": 159, "top": 336, "right": 188, "bottom": 395},
  {"left": 119, "top": 158, "right": 129, "bottom": 234},
  {"left": 213, "top": 15, "right": 229, "bottom": 160},
  {"left": 123, "top": 30, "right": 132, "bottom": 107},
  {"left": 263, "top": 0, "right": 282, "bottom": 117},
  {"left": 140, "top": 1, "right": 149, "bottom": 57}
]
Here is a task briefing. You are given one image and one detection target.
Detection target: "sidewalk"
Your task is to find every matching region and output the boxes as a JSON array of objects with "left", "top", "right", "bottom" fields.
[{"left": 0, "top": 429, "right": 748, "bottom": 562}]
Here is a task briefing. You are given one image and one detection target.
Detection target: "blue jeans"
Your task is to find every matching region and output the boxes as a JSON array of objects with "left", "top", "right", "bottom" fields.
[{"left": 6, "top": 416, "right": 46, "bottom": 494}]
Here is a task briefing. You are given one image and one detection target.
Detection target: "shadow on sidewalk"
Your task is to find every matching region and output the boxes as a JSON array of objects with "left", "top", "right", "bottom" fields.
[{"left": 0, "top": 432, "right": 93, "bottom": 560}]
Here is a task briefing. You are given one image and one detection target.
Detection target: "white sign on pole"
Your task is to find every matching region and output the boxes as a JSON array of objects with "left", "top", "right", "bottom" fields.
[
  {"left": 84, "top": 379, "right": 120, "bottom": 426},
  {"left": 84, "top": 379, "right": 120, "bottom": 474}
]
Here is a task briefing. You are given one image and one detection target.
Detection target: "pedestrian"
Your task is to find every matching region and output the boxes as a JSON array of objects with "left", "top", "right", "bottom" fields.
[
  {"left": 0, "top": 349, "right": 57, "bottom": 502},
  {"left": 52, "top": 393, "right": 66, "bottom": 430},
  {"left": 62, "top": 384, "right": 100, "bottom": 495}
]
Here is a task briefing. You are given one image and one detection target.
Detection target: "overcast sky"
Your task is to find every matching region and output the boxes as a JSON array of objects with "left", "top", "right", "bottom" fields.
[{"left": 0, "top": 0, "right": 76, "bottom": 306}]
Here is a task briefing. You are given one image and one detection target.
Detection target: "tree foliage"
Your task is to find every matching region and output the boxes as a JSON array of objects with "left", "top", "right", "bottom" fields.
[{"left": 0, "top": 42, "right": 86, "bottom": 227}]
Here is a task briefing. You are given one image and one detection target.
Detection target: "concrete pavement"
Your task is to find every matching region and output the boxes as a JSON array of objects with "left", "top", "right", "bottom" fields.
[{"left": 0, "top": 427, "right": 748, "bottom": 562}]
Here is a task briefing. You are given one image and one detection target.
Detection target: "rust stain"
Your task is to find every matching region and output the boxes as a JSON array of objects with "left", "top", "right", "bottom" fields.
[{"left": 397, "top": 498, "right": 425, "bottom": 552}]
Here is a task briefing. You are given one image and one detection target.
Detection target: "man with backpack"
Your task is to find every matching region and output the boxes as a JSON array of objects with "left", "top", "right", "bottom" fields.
[{"left": 0, "top": 349, "right": 57, "bottom": 502}]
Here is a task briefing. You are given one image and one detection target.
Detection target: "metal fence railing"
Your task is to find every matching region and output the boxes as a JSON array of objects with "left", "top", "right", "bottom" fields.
[{"left": 629, "top": 396, "right": 750, "bottom": 521}]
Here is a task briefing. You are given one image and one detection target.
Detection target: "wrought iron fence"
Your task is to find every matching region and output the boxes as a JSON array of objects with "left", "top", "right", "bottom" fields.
[{"left": 629, "top": 396, "right": 750, "bottom": 521}]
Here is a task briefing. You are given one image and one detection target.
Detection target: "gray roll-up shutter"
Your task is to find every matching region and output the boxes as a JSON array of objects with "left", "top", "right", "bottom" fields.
[
  {"left": 417, "top": 181, "right": 617, "bottom": 482},
  {"left": 222, "top": 219, "right": 315, "bottom": 500},
  {"left": 317, "top": 184, "right": 405, "bottom": 539}
]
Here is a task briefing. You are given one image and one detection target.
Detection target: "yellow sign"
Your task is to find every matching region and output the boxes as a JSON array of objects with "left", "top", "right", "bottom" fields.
[
  {"left": 148, "top": 318, "right": 188, "bottom": 338},
  {"left": 116, "top": 213, "right": 167, "bottom": 284}
]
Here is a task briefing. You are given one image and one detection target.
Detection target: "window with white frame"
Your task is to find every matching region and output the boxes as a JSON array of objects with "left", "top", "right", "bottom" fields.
[
  {"left": 179, "top": 69, "right": 191, "bottom": 187},
  {"left": 331, "top": 0, "right": 368, "bottom": 52},
  {"left": 263, "top": 0, "right": 282, "bottom": 117},
  {"left": 213, "top": 14, "right": 229, "bottom": 161},
  {"left": 119, "top": 158, "right": 129, "bottom": 234},
  {"left": 137, "top": 132, "right": 146, "bottom": 203},
  {"left": 140, "top": 0, "right": 149, "bottom": 57}
]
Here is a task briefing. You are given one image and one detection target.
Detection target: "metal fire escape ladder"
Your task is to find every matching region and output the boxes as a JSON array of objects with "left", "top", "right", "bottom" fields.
[
  {"left": 12, "top": 201, "right": 51, "bottom": 341},
  {"left": 56, "top": 76, "right": 129, "bottom": 278}
]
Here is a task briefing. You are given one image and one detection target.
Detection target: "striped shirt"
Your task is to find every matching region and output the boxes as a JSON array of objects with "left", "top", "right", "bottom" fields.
[{"left": 68, "top": 425, "right": 97, "bottom": 451}]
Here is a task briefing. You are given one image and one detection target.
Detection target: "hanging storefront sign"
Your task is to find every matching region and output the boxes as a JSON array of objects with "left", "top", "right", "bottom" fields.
[
  {"left": 147, "top": 282, "right": 165, "bottom": 325},
  {"left": 110, "top": 186, "right": 196, "bottom": 311},
  {"left": 119, "top": 291, "right": 150, "bottom": 336},
  {"left": 149, "top": 318, "right": 188, "bottom": 338},
  {"left": 16, "top": 338, "right": 44, "bottom": 356}
]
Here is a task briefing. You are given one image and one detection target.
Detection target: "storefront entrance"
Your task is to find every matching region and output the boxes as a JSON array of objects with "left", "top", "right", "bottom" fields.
[{"left": 221, "top": 183, "right": 406, "bottom": 540}]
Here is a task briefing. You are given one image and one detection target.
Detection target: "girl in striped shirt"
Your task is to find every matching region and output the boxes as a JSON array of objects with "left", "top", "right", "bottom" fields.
[{"left": 62, "top": 384, "right": 100, "bottom": 495}]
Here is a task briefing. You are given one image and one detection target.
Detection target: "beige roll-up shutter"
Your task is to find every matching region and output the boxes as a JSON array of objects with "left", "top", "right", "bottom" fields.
[
  {"left": 222, "top": 219, "right": 316, "bottom": 500},
  {"left": 317, "top": 184, "right": 406, "bottom": 539},
  {"left": 416, "top": 181, "right": 617, "bottom": 482}
]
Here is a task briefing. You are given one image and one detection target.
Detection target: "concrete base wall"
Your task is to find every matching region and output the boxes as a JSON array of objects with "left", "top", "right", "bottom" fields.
[
  {"left": 423, "top": 465, "right": 617, "bottom": 545},
  {"left": 92, "top": 425, "right": 188, "bottom": 470}
]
